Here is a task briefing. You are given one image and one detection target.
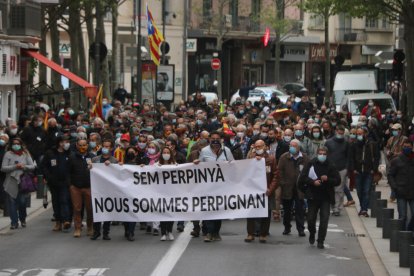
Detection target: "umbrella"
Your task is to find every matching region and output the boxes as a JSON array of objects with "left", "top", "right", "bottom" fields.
[{"left": 270, "top": 108, "right": 292, "bottom": 120}]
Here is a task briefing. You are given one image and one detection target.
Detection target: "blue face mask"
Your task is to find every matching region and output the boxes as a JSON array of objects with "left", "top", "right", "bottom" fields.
[
  {"left": 403, "top": 147, "right": 412, "bottom": 155},
  {"left": 12, "top": 144, "right": 21, "bottom": 151},
  {"left": 392, "top": 130, "right": 399, "bottom": 137},
  {"left": 116, "top": 133, "right": 122, "bottom": 139},
  {"left": 336, "top": 134, "right": 344, "bottom": 140},
  {"left": 350, "top": 134, "right": 356, "bottom": 139},
  {"left": 357, "top": 135, "right": 364, "bottom": 142},
  {"left": 101, "top": 148, "right": 110, "bottom": 155},
  {"left": 289, "top": 146, "right": 297, "bottom": 155},
  {"left": 317, "top": 154, "right": 327, "bottom": 163},
  {"left": 295, "top": 130, "right": 303, "bottom": 137},
  {"left": 0, "top": 139, "right": 5, "bottom": 147},
  {"left": 89, "top": 142, "right": 97, "bottom": 149},
  {"left": 313, "top": 132, "right": 320, "bottom": 139},
  {"left": 83, "top": 125, "right": 90, "bottom": 129}
]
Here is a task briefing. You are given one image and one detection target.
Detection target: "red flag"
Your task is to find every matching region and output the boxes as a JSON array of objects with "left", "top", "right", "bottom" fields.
[
  {"left": 147, "top": 5, "right": 164, "bottom": 66},
  {"left": 263, "top": 27, "right": 270, "bottom": 47}
]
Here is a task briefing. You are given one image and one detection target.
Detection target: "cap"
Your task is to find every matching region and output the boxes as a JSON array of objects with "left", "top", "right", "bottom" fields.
[
  {"left": 120, "top": 133, "right": 130, "bottom": 142},
  {"left": 391, "top": 123, "right": 402, "bottom": 130}
]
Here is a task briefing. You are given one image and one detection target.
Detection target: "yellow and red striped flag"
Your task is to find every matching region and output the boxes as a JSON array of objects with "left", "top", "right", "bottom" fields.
[
  {"left": 147, "top": 4, "right": 164, "bottom": 66},
  {"left": 43, "top": 111, "right": 49, "bottom": 130},
  {"left": 92, "top": 85, "right": 103, "bottom": 119}
]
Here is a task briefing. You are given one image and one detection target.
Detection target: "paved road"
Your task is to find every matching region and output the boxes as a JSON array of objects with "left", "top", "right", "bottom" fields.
[{"left": 0, "top": 208, "right": 372, "bottom": 276}]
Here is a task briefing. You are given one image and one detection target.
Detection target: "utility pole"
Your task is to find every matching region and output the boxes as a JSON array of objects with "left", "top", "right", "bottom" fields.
[
  {"left": 161, "top": 0, "right": 166, "bottom": 65},
  {"left": 181, "top": 0, "right": 188, "bottom": 100},
  {"left": 94, "top": 0, "right": 101, "bottom": 86},
  {"left": 136, "top": 0, "right": 142, "bottom": 103}
]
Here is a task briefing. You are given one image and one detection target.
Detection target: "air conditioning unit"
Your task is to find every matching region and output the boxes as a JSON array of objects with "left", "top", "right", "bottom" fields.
[{"left": 225, "top": 14, "right": 232, "bottom": 28}]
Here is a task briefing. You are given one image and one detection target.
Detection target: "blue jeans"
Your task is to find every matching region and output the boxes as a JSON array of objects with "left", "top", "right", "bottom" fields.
[
  {"left": 344, "top": 184, "right": 353, "bottom": 201},
  {"left": 355, "top": 173, "right": 372, "bottom": 212},
  {"left": 397, "top": 199, "right": 414, "bottom": 231},
  {"left": 7, "top": 192, "right": 28, "bottom": 226}
]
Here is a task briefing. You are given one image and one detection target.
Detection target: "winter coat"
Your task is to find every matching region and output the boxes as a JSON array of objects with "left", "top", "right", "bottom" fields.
[
  {"left": 298, "top": 158, "right": 341, "bottom": 204},
  {"left": 325, "top": 137, "right": 350, "bottom": 171},
  {"left": 69, "top": 151, "right": 95, "bottom": 188},
  {"left": 348, "top": 139, "right": 380, "bottom": 174},
  {"left": 41, "top": 149, "right": 70, "bottom": 186},
  {"left": 20, "top": 124, "right": 47, "bottom": 160},
  {"left": 277, "top": 152, "right": 309, "bottom": 200},
  {"left": 388, "top": 154, "right": 414, "bottom": 200},
  {"left": 1, "top": 151, "right": 35, "bottom": 198}
]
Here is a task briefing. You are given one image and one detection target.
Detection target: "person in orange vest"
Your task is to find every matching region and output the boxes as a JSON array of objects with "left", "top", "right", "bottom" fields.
[{"left": 114, "top": 133, "right": 129, "bottom": 163}]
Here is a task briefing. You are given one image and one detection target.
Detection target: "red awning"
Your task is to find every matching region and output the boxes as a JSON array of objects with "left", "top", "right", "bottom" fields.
[{"left": 23, "top": 49, "right": 97, "bottom": 98}]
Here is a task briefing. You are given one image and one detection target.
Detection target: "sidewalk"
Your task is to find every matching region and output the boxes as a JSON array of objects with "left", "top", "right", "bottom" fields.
[
  {"left": 347, "top": 179, "right": 409, "bottom": 276},
  {"left": 0, "top": 192, "right": 51, "bottom": 233}
]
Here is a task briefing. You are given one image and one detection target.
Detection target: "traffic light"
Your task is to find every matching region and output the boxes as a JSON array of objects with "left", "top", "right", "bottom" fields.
[{"left": 392, "top": 50, "right": 405, "bottom": 81}]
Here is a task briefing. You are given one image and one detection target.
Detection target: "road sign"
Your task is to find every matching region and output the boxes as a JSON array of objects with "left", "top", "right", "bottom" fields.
[{"left": 211, "top": 58, "right": 221, "bottom": 70}]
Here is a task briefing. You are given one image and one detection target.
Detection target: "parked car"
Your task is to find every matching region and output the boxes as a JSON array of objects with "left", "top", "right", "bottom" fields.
[
  {"left": 230, "top": 85, "right": 292, "bottom": 105},
  {"left": 340, "top": 93, "right": 396, "bottom": 124},
  {"left": 192, "top": 92, "right": 218, "bottom": 104},
  {"left": 283, "top": 83, "right": 308, "bottom": 97}
]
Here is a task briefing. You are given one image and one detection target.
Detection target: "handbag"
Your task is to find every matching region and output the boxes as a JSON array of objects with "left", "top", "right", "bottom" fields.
[{"left": 19, "top": 173, "right": 38, "bottom": 193}]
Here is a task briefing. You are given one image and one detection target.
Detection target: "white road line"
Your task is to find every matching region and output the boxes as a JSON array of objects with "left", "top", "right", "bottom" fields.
[{"left": 149, "top": 223, "right": 193, "bottom": 276}]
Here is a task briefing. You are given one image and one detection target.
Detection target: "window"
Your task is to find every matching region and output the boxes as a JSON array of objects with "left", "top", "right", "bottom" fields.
[
  {"left": 251, "top": 0, "right": 261, "bottom": 31},
  {"left": 309, "top": 14, "right": 324, "bottom": 29},
  {"left": 230, "top": 0, "right": 238, "bottom": 27},
  {"left": 2, "top": 54, "right": 6, "bottom": 75},
  {"left": 365, "top": 18, "right": 378, "bottom": 28},
  {"left": 203, "top": 0, "right": 212, "bottom": 19}
]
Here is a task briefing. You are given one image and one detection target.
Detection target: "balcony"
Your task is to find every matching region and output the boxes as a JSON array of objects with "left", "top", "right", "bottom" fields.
[
  {"left": 9, "top": 1, "right": 41, "bottom": 37},
  {"left": 336, "top": 28, "right": 367, "bottom": 43},
  {"left": 196, "top": 16, "right": 263, "bottom": 34}
]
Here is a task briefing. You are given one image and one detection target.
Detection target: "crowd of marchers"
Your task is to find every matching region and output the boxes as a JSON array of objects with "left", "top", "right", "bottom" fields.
[{"left": 0, "top": 89, "right": 413, "bottom": 250}]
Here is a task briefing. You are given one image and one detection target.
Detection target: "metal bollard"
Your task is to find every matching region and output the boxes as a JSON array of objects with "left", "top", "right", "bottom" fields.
[
  {"left": 369, "top": 190, "right": 381, "bottom": 210},
  {"left": 399, "top": 231, "right": 413, "bottom": 267},
  {"left": 409, "top": 245, "right": 414, "bottom": 276},
  {"left": 36, "top": 175, "right": 44, "bottom": 199},
  {"left": 382, "top": 208, "right": 394, "bottom": 238},
  {"left": 390, "top": 219, "right": 405, "bottom": 252},
  {"left": 371, "top": 199, "right": 387, "bottom": 218},
  {"left": 375, "top": 200, "right": 388, "bottom": 227}
]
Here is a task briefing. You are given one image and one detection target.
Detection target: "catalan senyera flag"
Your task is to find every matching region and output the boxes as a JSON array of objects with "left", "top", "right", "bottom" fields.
[
  {"left": 147, "top": 4, "right": 164, "bottom": 66},
  {"left": 92, "top": 85, "right": 103, "bottom": 119},
  {"left": 43, "top": 111, "right": 49, "bottom": 130}
]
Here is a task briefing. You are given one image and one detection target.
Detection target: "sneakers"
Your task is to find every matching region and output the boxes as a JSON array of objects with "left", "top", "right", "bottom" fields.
[
  {"left": 344, "top": 200, "right": 355, "bottom": 207},
  {"left": 168, "top": 233, "right": 175, "bottom": 241},
  {"left": 259, "top": 236, "right": 267, "bottom": 243},
  {"left": 63, "top": 221, "right": 71, "bottom": 231},
  {"left": 190, "top": 229, "right": 200, "bottom": 238},
  {"left": 244, "top": 235, "right": 255, "bottom": 243},
  {"left": 212, "top": 234, "right": 222, "bottom": 241},
  {"left": 53, "top": 222, "right": 62, "bottom": 232},
  {"left": 204, "top": 233, "right": 213, "bottom": 242},
  {"left": 73, "top": 229, "right": 81, "bottom": 238},
  {"left": 309, "top": 233, "right": 315, "bottom": 245},
  {"left": 160, "top": 235, "right": 167, "bottom": 241},
  {"left": 10, "top": 224, "right": 18, "bottom": 230}
]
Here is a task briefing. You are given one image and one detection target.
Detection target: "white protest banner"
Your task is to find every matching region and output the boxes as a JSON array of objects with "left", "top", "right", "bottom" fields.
[{"left": 90, "top": 159, "right": 268, "bottom": 222}]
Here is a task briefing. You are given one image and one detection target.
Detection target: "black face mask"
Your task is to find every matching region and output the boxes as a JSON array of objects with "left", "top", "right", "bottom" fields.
[
  {"left": 210, "top": 140, "right": 221, "bottom": 146},
  {"left": 268, "top": 137, "right": 276, "bottom": 143},
  {"left": 126, "top": 153, "right": 135, "bottom": 160}
]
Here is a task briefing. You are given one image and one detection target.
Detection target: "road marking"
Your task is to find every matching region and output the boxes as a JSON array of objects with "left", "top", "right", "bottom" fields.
[
  {"left": 0, "top": 268, "right": 108, "bottom": 276},
  {"left": 322, "top": 253, "right": 351, "bottom": 260},
  {"left": 150, "top": 223, "right": 193, "bottom": 276}
]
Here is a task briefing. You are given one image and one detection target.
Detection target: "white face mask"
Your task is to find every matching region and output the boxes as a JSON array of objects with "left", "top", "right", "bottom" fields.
[
  {"left": 10, "top": 128, "right": 17, "bottom": 135},
  {"left": 147, "top": 148, "right": 156, "bottom": 155},
  {"left": 237, "top": 132, "right": 244, "bottom": 138},
  {"left": 256, "top": 149, "right": 264, "bottom": 155},
  {"left": 162, "top": 154, "right": 171, "bottom": 161},
  {"left": 253, "top": 130, "right": 260, "bottom": 136},
  {"left": 63, "top": 143, "right": 70, "bottom": 151}
]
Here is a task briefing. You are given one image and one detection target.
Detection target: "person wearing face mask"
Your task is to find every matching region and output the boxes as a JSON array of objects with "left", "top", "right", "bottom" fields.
[
  {"left": 101, "top": 97, "right": 113, "bottom": 120},
  {"left": 325, "top": 125, "right": 350, "bottom": 216},
  {"left": 224, "top": 131, "right": 243, "bottom": 160},
  {"left": 388, "top": 140, "right": 414, "bottom": 231},
  {"left": 41, "top": 135, "right": 72, "bottom": 232},
  {"left": 1, "top": 138, "right": 36, "bottom": 229},
  {"left": 88, "top": 133, "right": 102, "bottom": 156},
  {"left": 45, "top": 118, "right": 62, "bottom": 150},
  {"left": 194, "top": 131, "right": 235, "bottom": 242},
  {"left": 68, "top": 138, "right": 96, "bottom": 237},
  {"left": 244, "top": 140, "right": 278, "bottom": 243},
  {"left": 206, "top": 114, "right": 221, "bottom": 132},
  {"left": 90, "top": 139, "right": 118, "bottom": 241},
  {"left": 156, "top": 147, "right": 177, "bottom": 241},
  {"left": 308, "top": 125, "right": 325, "bottom": 160},
  {"left": 20, "top": 115, "right": 47, "bottom": 171},
  {"left": 6, "top": 122, "right": 19, "bottom": 141},
  {"left": 298, "top": 146, "right": 341, "bottom": 249},
  {"left": 248, "top": 124, "right": 270, "bottom": 150},
  {"left": 277, "top": 139, "right": 309, "bottom": 237},
  {"left": 361, "top": 100, "right": 381, "bottom": 121},
  {"left": 293, "top": 124, "right": 312, "bottom": 157},
  {"left": 348, "top": 127, "right": 380, "bottom": 217},
  {"left": 0, "top": 134, "right": 9, "bottom": 211},
  {"left": 114, "top": 133, "right": 130, "bottom": 163}
]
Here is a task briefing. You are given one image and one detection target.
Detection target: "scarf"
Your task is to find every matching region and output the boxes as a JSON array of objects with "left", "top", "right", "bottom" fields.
[{"left": 147, "top": 152, "right": 160, "bottom": 165}]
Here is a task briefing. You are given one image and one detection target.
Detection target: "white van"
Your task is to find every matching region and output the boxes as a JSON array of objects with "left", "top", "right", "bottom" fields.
[
  {"left": 340, "top": 93, "right": 396, "bottom": 124},
  {"left": 333, "top": 71, "right": 378, "bottom": 111}
]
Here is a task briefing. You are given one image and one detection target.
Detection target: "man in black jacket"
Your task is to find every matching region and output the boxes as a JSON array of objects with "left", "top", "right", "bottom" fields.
[
  {"left": 299, "top": 146, "right": 340, "bottom": 249},
  {"left": 69, "top": 138, "right": 96, "bottom": 238},
  {"left": 42, "top": 135, "right": 72, "bottom": 232},
  {"left": 20, "top": 115, "right": 46, "bottom": 170},
  {"left": 388, "top": 139, "right": 414, "bottom": 230},
  {"left": 348, "top": 127, "right": 380, "bottom": 217}
]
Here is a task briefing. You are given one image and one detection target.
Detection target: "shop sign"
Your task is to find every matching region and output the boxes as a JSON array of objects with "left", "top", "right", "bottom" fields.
[
  {"left": 281, "top": 45, "right": 309, "bottom": 62},
  {"left": 310, "top": 44, "right": 337, "bottom": 62}
]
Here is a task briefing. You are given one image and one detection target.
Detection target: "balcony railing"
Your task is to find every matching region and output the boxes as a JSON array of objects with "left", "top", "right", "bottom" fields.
[
  {"left": 198, "top": 16, "right": 263, "bottom": 33},
  {"left": 336, "top": 28, "right": 367, "bottom": 43}
]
